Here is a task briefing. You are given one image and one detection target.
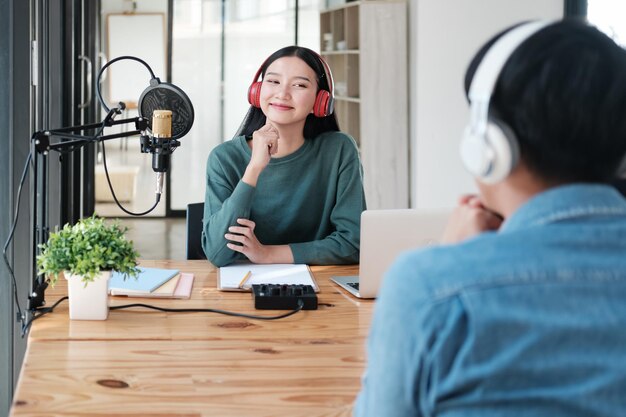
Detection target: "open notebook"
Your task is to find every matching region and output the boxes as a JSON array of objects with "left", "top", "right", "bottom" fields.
[{"left": 218, "top": 263, "right": 319, "bottom": 292}]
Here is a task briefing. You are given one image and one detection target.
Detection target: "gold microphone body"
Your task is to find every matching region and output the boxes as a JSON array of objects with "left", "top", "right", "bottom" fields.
[{"left": 151, "top": 110, "right": 172, "bottom": 195}]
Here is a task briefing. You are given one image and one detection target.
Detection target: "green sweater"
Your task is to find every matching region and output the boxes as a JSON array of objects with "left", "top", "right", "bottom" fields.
[{"left": 202, "top": 131, "right": 366, "bottom": 267}]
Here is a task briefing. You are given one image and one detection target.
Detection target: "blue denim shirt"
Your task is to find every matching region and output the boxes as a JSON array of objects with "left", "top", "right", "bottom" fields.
[{"left": 355, "top": 184, "right": 626, "bottom": 417}]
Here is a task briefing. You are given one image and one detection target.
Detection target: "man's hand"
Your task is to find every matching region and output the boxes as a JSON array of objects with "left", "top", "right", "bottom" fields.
[{"left": 441, "top": 195, "right": 503, "bottom": 244}]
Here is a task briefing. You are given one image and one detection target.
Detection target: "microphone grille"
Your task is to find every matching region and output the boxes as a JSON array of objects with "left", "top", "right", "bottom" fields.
[
  {"left": 152, "top": 110, "right": 172, "bottom": 138},
  {"left": 139, "top": 82, "right": 194, "bottom": 140}
]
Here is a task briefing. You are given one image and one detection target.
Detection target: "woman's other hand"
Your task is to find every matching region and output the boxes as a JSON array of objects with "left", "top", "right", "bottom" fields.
[{"left": 225, "top": 218, "right": 293, "bottom": 264}]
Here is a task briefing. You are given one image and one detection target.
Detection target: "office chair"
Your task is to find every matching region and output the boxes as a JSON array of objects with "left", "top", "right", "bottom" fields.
[{"left": 186, "top": 202, "right": 207, "bottom": 260}]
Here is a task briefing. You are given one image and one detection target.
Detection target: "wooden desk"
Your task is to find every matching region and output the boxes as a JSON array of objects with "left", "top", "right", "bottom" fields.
[{"left": 10, "top": 261, "right": 373, "bottom": 416}]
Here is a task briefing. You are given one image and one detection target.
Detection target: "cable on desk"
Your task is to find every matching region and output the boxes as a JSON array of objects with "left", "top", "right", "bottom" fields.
[
  {"left": 20, "top": 298, "right": 304, "bottom": 332},
  {"left": 22, "top": 296, "right": 69, "bottom": 336},
  {"left": 110, "top": 299, "right": 305, "bottom": 320}
]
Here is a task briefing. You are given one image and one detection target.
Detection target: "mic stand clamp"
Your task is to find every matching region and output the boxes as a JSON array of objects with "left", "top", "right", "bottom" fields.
[
  {"left": 140, "top": 135, "right": 181, "bottom": 171},
  {"left": 140, "top": 135, "right": 180, "bottom": 196}
]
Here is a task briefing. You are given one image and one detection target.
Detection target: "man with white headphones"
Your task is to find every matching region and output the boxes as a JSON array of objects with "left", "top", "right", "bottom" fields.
[{"left": 356, "top": 19, "right": 626, "bottom": 416}]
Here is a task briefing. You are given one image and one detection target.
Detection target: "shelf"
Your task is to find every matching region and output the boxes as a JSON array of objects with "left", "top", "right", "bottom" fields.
[
  {"left": 335, "top": 100, "right": 361, "bottom": 148},
  {"left": 321, "top": 1, "right": 408, "bottom": 209}
]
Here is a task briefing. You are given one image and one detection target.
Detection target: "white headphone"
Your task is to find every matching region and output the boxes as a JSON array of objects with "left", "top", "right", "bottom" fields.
[{"left": 461, "top": 21, "right": 552, "bottom": 183}]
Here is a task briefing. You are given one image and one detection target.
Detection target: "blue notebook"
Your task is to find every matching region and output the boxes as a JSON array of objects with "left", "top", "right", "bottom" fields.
[{"left": 108, "top": 267, "right": 180, "bottom": 293}]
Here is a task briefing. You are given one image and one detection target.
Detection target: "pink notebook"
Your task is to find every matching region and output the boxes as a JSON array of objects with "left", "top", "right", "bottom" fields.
[{"left": 172, "top": 273, "right": 194, "bottom": 299}]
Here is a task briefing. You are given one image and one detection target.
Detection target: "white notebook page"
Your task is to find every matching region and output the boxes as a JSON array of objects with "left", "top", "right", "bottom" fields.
[{"left": 218, "top": 263, "right": 318, "bottom": 292}]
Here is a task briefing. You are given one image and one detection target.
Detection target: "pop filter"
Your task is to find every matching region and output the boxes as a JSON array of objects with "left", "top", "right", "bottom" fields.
[
  {"left": 96, "top": 56, "right": 194, "bottom": 140},
  {"left": 138, "top": 78, "right": 194, "bottom": 140}
]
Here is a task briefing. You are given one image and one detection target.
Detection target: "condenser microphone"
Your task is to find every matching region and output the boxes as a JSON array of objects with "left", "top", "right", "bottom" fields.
[
  {"left": 151, "top": 110, "right": 172, "bottom": 195},
  {"left": 96, "top": 55, "right": 195, "bottom": 140},
  {"left": 138, "top": 77, "right": 194, "bottom": 140},
  {"left": 96, "top": 55, "right": 195, "bottom": 198}
]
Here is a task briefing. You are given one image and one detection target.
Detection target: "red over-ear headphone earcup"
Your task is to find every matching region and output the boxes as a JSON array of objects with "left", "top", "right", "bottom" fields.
[
  {"left": 248, "top": 81, "right": 262, "bottom": 107},
  {"left": 313, "top": 90, "right": 332, "bottom": 117}
]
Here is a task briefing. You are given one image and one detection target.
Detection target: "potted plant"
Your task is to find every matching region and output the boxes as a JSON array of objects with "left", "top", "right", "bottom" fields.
[{"left": 36, "top": 215, "right": 139, "bottom": 320}]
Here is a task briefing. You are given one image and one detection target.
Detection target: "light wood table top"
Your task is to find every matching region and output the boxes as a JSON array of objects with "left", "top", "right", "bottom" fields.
[{"left": 10, "top": 261, "right": 373, "bottom": 417}]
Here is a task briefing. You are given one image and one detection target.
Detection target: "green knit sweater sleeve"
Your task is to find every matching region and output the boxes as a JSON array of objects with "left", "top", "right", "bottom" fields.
[
  {"left": 288, "top": 136, "right": 365, "bottom": 265},
  {"left": 201, "top": 144, "right": 253, "bottom": 267}
]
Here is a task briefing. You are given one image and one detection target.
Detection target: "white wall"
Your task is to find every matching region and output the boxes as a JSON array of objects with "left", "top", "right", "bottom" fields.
[
  {"left": 409, "top": 0, "right": 563, "bottom": 209},
  {"left": 100, "top": 0, "right": 169, "bottom": 105}
]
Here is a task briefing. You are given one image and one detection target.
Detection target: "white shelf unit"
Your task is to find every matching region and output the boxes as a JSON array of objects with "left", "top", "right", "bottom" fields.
[{"left": 321, "top": 1, "right": 408, "bottom": 209}]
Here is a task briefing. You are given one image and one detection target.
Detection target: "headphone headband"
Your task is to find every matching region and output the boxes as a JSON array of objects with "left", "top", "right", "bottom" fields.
[
  {"left": 317, "top": 53, "right": 334, "bottom": 97},
  {"left": 248, "top": 48, "right": 335, "bottom": 117},
  {"left": 469, "top": 21, "right": 552, "bottom": 132},
  {"left": 250, "top": 56, "right": 270, "bottom": 89},
  {"left": 250, "top": 49, "right": 334, "bottom": 98},
  {"left": 461, "top": 20, "right": 553, "bottom": 183}
]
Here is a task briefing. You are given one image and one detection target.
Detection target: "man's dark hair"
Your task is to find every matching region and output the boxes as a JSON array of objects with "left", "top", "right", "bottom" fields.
[
  {"left": 235, "top": 45, "right": 340, "bottom": 140},
  {"left": 465, "top": 19, "right": 626, "bottom": 182}
]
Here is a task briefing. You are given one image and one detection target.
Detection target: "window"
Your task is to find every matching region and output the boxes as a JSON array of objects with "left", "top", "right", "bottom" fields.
[
  {"left": 170, "top": 0, "right": 321, "bottom": 211},
  {"left": 588, "top": 0, "right": 626, "bottom": 47}
]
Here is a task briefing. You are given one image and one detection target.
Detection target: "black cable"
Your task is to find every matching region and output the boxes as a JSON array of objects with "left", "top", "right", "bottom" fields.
[
  {"left": 100, "top": 140, "right": 161, "bottom": 216},
  {"left": 15, "top": 119, "right": 109, "bottom": 335},
  {"left": 50, "top": 107, "right": 161, "bottom": 216},
  {"left": 110, "top": 299, "right": 305, "bottom": 320},
  {"left": 3, "top": 151, "right": 32, "bottom": 325},
  {"left": 21, "top": 296, "right": 69, "bottom": 336},
  {"left": 92, "top": 102, "right": 162, "bottom": 216},
  {"left": 96, "top": 56, "right": 156, "bottom": 112},
  {"left": 19, "top": 296, "right": 302, "bottom": 332}
]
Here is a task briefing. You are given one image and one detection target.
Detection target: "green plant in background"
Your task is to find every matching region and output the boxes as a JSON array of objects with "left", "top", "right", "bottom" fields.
[{"left": 36, "top": 215, "right": 140, "bottom": 286}]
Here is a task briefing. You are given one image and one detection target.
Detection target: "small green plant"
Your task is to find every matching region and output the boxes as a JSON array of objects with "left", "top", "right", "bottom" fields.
[{"left": 36, "top": 215, "right": 140, "bottom": 286}]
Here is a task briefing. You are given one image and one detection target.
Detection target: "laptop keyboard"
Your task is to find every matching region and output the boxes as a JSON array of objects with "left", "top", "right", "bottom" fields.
[{"left": 347, "top": 282, "right": 359, "bottom": 290}]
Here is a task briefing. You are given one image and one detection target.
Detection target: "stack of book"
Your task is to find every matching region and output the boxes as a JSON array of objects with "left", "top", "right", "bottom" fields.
[{"left": 109, "top": 267, "right": 194, "bottom": 299}]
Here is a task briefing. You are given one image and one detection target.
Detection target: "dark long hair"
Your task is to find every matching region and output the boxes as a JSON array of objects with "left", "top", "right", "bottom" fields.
[{"left": 234, "top": 46, "right": 340, "bottom": 139}]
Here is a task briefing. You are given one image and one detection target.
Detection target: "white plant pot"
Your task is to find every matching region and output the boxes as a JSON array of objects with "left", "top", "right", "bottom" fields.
[{"left": 65, "top": 270, "right": 111, "bottom": 320}]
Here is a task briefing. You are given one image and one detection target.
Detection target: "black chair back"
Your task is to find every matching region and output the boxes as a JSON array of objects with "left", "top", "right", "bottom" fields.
[
  {"left": 186, "top": 202, "right": 206, "bottom": 260},
  {"left": 613, "top": 178, "right": 626, "bottom": 198}
]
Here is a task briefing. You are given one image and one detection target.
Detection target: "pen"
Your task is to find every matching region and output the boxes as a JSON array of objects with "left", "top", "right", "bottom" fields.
[{"left": 238, "top": 270, "right": 252, "bottom": 289}]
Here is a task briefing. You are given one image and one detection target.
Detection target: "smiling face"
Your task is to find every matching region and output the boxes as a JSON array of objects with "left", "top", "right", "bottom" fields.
[{"left": 259, "top": 56, "right": 319, "bottom": 130}]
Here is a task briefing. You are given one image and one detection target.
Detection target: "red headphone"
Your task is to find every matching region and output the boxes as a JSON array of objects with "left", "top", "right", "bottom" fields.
[{"left": 247, "top": 50, "right": 335, "bottom": 118}]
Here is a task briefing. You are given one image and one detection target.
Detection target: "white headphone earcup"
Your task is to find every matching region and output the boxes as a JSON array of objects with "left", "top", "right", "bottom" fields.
[
  {"left": 483, "top": 119, "right": 520, "bottom": 183},
  {"left": 489, "top": 120, "right": 520, "bottom": 182},
  {"left": 460, "top": 118, "right": 519, "bottom": 183},
  {"left": 460, "top": 127, "right": 494, "bottom": 178}
]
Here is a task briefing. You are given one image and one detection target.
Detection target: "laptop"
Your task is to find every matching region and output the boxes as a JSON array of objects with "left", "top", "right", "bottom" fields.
[{"left": 331, "top": 209, "right": 450, "bottom": 298}]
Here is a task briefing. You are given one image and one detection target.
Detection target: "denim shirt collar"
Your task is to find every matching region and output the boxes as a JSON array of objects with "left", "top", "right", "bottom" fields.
[{"left": 501, "top": 183, "right": 626, "bottom": 233}]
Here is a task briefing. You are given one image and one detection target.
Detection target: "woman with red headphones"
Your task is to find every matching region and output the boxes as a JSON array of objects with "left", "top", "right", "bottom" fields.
[{"left": 202, "top": 46, "right": 366, "bottom": 267}]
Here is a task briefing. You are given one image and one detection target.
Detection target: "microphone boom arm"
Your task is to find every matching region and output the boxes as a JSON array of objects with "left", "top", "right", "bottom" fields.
[
  {"left": 29, "top": 111, "right": 151, "bottom": 312},
  {"left": 33, "top": 116, "right": 149, "bottom": 154}
]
